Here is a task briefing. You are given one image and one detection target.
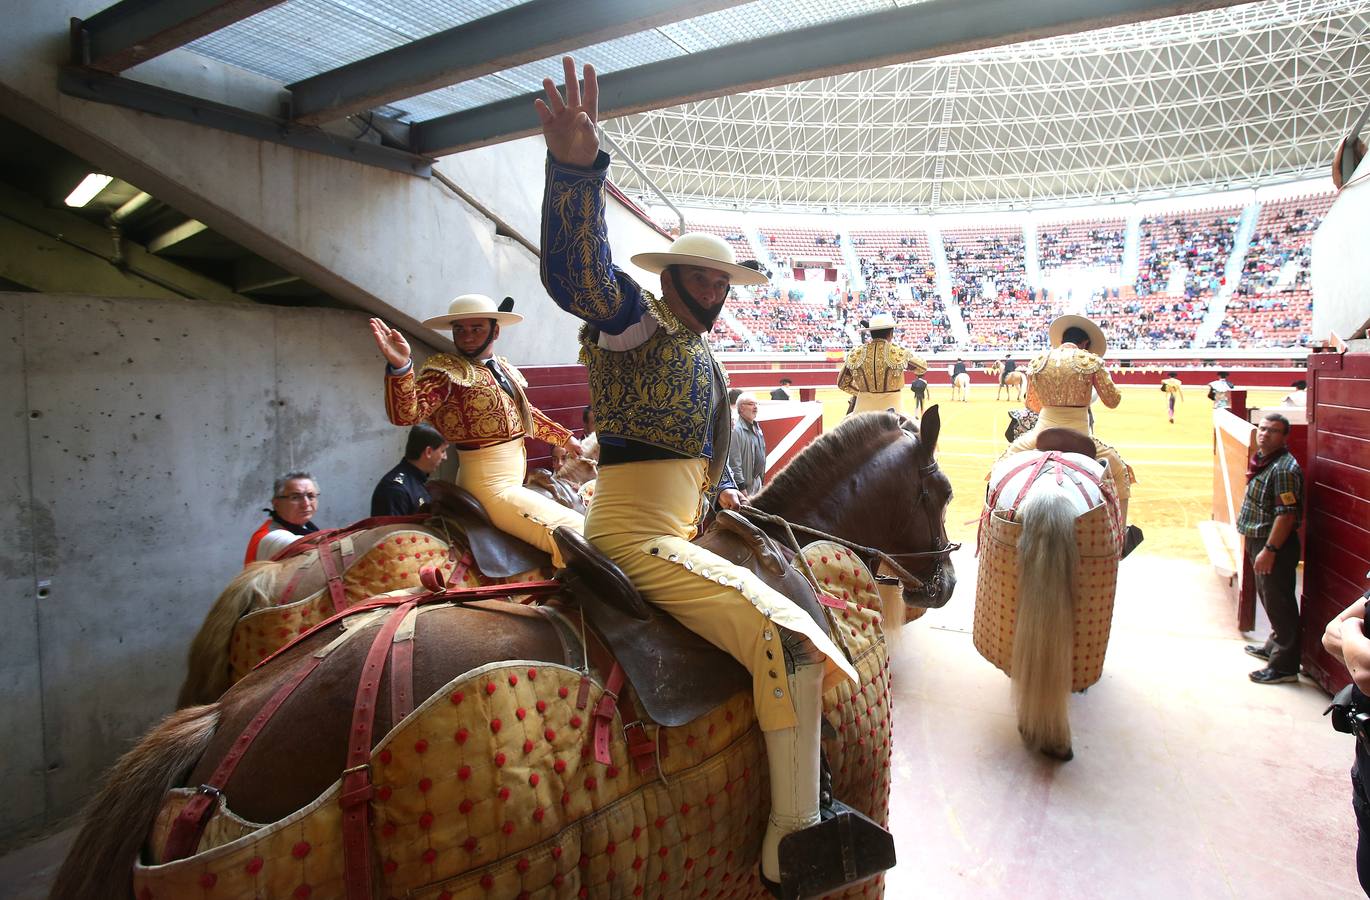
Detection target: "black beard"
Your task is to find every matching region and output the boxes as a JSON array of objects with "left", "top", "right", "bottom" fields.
[{"left": 669, "top": 268, "right": 723, "bottom": 330}]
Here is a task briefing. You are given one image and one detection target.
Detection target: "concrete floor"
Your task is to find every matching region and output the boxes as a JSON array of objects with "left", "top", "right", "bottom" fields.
[
  {"left": 884, "top": 546, "right": 1361, "bottom": 899},
  {"left": 2, "top": 547, "right": 1360, "bottom": 899}
]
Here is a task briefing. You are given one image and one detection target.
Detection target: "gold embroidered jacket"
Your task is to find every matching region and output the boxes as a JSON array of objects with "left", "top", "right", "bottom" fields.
[
  {"left": 1024, "top": 343, "right": 1122, "bottom": 412},
  {"left": 385, "top": 353, "right": 573, "bottom": 450},
  {"left": 838, "top": 340, "right": 928, "bottom": 395},
  {"left": 540, "top": 151, "right": 730, "bottom": 477}
]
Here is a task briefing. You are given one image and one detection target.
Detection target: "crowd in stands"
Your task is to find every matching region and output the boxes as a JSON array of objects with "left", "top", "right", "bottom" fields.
[
  {"left": 1091, "top": 292, "right": 1206, "bottom": 349},
  {"left": 1038, "top": 218, "right": 1126, "bottom": 271},
  {"left": 1134, "top": 207, "right": 1239, "bottom": 299},
  {"left": 699, "top": 189, "right": 1333, "bottom": 354}
]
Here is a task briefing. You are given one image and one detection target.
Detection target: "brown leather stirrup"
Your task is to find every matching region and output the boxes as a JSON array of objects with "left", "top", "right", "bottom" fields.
[
  {"left": 775, "top": 799, "right": 897, "bottom": 900},
  {"left": 553, "top": 526, "right": 652, "bottom": 621}
]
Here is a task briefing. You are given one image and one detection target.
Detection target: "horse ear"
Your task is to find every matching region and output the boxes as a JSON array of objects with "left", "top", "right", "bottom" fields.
[{"left": 917, "top": 405, "right": 940, "bottom": 457}]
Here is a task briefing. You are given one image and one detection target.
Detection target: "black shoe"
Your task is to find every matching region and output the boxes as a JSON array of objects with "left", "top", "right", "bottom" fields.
[
  {"left": 1121, "top": 524, "right": 1144, "bottom": 559},
  {"left": 1249, "top": 667, "right": 1298, "bottom": 685},
  {"left": 1244, "top": 644, "right": 1270, "bottom": 661},
  {"left": 775, "top": 800, "right": 896, "bottom": 899}
]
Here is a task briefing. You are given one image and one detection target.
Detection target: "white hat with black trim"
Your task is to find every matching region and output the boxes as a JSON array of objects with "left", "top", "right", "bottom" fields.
[
  {"left": 421, "top": 294, "right": 523, "bottom": 330},
  {"left": 631, "top": 233, "right": 770, "bottom": 286}
]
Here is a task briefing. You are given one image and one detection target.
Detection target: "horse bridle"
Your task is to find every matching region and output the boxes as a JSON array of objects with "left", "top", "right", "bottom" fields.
[{"left": 738, "top": 457, "right": 959, "bottom": 604}]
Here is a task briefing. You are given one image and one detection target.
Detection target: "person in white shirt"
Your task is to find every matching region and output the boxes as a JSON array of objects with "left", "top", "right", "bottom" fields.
[
  {"left": 1208, "top": 372, "right": 1235, "bottom": 410},
  {"left": 1283, "top": 379, "right": 1308, "bottom": 408}
]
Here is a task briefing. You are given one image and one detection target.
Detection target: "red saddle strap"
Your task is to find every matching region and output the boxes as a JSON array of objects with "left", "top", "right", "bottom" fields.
[
  {"left": 582, "top": 626, "right": 662, "bottom": 775},
  {"left": 163, "top": 651, "right": 327, "bottom": 862},
  {"left": 270, "top": 515, "right": 430, "bottom": 562},
  {"left": 251, "top": 580, "right": 561, "bottom": 674},
  {"left": 317, "top": 536, "right": 349, "bottom": 615},
  {"left": 341, "top": 600, "right": 417, "bottom": 900}
]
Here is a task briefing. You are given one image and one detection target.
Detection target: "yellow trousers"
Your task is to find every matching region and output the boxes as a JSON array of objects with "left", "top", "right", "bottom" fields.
[
  {"left": 585, "top": 458, "right": 856, "bottom": 732},
  {"left": 1005, "top": 405, "right": 1132, "bottom": 501},
  {"left": 456, "top": 440, "right": 584, "bottom": 567},
  {"left": 850, "top": 390, "right": 906, "bottom": 416}
]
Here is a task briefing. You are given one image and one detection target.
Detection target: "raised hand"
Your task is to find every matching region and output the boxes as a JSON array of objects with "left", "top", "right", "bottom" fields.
[
  {"left": 534, "top": 56, "right": 599, "bottom": 168},
  {"left": 369, "top": 317, "right": 411, "bottom": 369}
]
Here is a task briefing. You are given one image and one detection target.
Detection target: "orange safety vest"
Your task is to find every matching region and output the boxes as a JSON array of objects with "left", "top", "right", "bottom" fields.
[{"left": 244, "top": 518, "right": 274, "bottom": 566}]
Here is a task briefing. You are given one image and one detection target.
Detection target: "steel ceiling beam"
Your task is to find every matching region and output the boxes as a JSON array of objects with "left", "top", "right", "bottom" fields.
[
  {"left": 58, "top": 68, "right": 434, "bottom": 177},
  {"left": 411, "top": 0, "right": 1252, "bottom": 158},
  {"left": 71, "top": 0, "right": 284, "bottom": 74},
  {"left": 286, "top": 0, "right": 740, "bottom": 126}
]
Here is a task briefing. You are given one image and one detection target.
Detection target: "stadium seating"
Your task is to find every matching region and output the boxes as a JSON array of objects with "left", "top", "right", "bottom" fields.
[
  {"left": 1038, "top": 218, "right": 1127, "bottom": 272},
  {"left": 757, "top": 227, "right": 846, "bottom": 267},
  {"left": 689, "top": 222, "right": 753, "bottom": 261},
  {"left": 1217, "top": 191, "right": 1334, "bottom": 347},
  {"left": 942, "top": 225, "right": 1044, "bottom": 350}
]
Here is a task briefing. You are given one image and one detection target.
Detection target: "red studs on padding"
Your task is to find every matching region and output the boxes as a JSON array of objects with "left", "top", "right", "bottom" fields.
[{"left": 291, "top": 841, "right": 311, "bottom": 859}]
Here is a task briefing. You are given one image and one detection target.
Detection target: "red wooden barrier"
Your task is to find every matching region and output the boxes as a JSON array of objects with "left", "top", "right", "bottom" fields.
[{"left": 1301, "top": 350, "right": 1370, "bottom": 694}]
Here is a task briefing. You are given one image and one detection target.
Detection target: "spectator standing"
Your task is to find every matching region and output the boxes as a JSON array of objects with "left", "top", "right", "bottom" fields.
[
  {"left": 728, "top": 392, "right": 767, "bottom": 496},
  {"left": 244, "top": 472, "right": 320, "bottom": 564},
  {"left": 370, "top": 424, "right": 448, "bottom": 516},
  {"left": 1284, "top": 379, "right": 1308, "bottom": 407},
  {"left": 771, "top": 377, "right": 793, "bottom": 401},
  {"left": 1208, "top": 371, "right": 1235, "bottom": 410},
  {"left": 1237, "top": 412, "right": 1303, "bottom": 684}
]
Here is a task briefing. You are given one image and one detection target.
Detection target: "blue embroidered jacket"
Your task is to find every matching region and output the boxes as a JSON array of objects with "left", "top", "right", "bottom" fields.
[{"left": 541, "top": 151, "right": 733, "bottom": 490}]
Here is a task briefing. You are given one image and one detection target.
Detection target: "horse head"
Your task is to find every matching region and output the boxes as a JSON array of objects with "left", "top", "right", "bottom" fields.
[{"left": 756, "top": 409, "right": 957, "bottom": 617}]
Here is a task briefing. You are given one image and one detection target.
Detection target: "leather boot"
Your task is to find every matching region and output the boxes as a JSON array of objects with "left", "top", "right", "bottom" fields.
[{"left": 760, "top": 662, "right": 823, "bottom": 885}]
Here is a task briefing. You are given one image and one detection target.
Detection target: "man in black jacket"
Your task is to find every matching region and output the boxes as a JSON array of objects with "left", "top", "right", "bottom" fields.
[{"left": 370, "top": 424, "right": 448, "bottom": 516}]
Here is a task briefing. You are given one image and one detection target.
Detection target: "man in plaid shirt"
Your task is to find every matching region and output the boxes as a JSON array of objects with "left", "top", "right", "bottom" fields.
[{"left": 1237, "top": 412, "right": 1304, "bottom": 684}]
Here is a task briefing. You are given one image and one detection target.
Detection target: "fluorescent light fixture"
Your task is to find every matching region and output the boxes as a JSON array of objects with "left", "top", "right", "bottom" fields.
[{"left": 64, "top": 173, "right": 113, "bottom": 208}]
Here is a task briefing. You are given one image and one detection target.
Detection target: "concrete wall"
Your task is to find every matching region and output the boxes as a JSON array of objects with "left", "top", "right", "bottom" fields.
[
  {"left": 0, "top": 291, "right": 427, "bottom": 840},
  {"left": 0, "top": 0, "right": 670, "bottom": 370}
]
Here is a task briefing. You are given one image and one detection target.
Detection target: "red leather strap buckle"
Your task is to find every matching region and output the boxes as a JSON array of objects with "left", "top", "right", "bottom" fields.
[
  {"left": 623, "top": 721, "right": 659, "bottom": 775},
  {"left": 419, "top": 564, "right": 447, "bottom": 593},
  {"left": 591, "top": 663, "right": 627, "bottom": 766}
]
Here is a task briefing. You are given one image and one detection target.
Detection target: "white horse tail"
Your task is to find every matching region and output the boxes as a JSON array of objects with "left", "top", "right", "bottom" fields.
[
  {"left": 1011, "top": 488, "right": 1079, "bottom": 760},
  {"left": 176, "top": 560, "right": 287, "bottom": 708}
]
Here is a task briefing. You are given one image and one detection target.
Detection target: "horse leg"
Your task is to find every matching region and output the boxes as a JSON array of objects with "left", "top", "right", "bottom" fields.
[
  {"left": 50, "top": 705, "right": 221, "bottom": 900},
  {"left": 1011, "top": 489, "right": 1078, "bottom": 761}
]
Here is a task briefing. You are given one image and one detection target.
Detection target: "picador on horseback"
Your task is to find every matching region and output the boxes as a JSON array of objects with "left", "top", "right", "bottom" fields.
[
  {"left": 537, "top": 57, "right": 894, "bottom": 895},
  {"left": 1003, "top": 314, "right": 1141, "bottom": 550},
  {"left": 369, "top": 296, "right": 586, "bottom": 566},
  {"left": 838, "top": 312, "right": 929, "bottom": 417}
]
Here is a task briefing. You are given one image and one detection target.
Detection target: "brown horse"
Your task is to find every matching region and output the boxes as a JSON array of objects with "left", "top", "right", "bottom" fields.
[
  {"left": 53, "top": 410, "right": 954, "bottom": 900},
  {"left": 177, "top": 473, "right": 585, "bottom": 707}
]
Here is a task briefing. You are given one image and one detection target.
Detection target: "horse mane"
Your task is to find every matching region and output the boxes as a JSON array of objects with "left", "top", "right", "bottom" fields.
[{"left": 755, "top": 411, "right": 908, "bottom": 510}]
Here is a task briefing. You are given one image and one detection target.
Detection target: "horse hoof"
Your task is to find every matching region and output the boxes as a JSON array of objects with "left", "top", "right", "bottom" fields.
[{"left": 1045, "top": 745, "right": 1074, "bottom": 762}]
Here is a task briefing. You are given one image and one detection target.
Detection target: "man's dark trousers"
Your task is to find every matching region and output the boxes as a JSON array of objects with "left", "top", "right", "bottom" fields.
[{"left": 1246, "top": 536, "right": 1302, "bottom": 674}]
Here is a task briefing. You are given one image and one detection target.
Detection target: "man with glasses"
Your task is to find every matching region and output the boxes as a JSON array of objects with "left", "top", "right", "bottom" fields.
[{"left": 244, "top": 472, "right": 320, "bottom": 564}]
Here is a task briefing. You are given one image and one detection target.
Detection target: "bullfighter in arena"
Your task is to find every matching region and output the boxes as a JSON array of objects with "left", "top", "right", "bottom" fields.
[
  {"left": 369, "top": 296, "right": 584, "bottom": 565},
  {"left": 1005, "top": 314, "right": 1139, "bottom": 540},
  {"left": 536, "top": 56, "right": 879, "bottom": 895},
  {"left": 838, "top": 311, "right": 928, "bottom": 416}
]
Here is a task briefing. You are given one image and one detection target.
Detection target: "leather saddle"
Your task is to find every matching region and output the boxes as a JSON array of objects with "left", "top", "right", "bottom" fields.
[
  {"left": 428, "top": 482, "right": 551, "bottom": 579},
  {"left": 553, "top": 511, "right": 834, "bottom": 728},
  {"left": 1036, "top": 426, "right": 1098, "bottom": 459}
]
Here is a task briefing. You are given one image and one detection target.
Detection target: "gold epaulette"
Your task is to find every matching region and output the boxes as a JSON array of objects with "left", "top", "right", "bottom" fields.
[
  {"left": 419, "top": 353, "right": 481, "bottom": 387},
  {"left": 845, "top": 345, "right": 869, "bottom": 370}
]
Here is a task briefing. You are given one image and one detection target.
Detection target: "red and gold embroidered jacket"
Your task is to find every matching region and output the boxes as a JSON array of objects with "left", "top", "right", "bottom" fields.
[{"left": 385, "top": 353, "right": 573, "bottom": 450}]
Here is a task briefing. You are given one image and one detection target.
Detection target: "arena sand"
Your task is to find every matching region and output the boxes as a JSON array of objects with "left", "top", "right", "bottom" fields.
[{"left": 809, "top": 385, "right": 1289, "bottom": 563}]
